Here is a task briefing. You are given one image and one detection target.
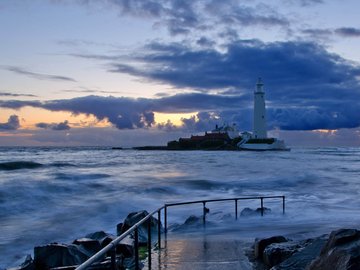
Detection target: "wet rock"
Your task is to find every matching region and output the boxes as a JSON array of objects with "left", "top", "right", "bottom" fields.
[
  {"left": 85, "top": 231, "right": 115, "bottom": 248},
  {"left": 116, "top": 222, "right": 123, "bottom": 236},
  {"left": 72, "top": 238, "right": 102, "bottom": 257},
  {"left": 119, "top": 210, "right": 162, "bottom": 245},
  {"left": 271, "top": 237, "right": 326, "bottom": 270},
  {"left": 10, "top": 255, "right": 35, "bottom": 270},
  {"left": 240, "top": 207, "right": 271, "bottom": 217},
  {"left": 116, "top": 235, "right": 134, "bottom": 258},
  {"left": 254, "top": 236, "right": 287, "bottom": 259},
  {"left": 263, "top": 242, "right": 297, "bottom": 267},
  {"left": 263, "top": 239, "right": 312, "bottom": 267},
  {"left": 34, "top": 243, "right": 89, "bottom": 269},
  {"left": 308, "top": 229, "right": 360, "bottom": 270}
]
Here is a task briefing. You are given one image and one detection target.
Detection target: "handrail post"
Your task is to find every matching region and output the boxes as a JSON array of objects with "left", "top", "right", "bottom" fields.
[
  {"left": 282, "top": 196, "right": 285, "bottom": 214},
  {"left": 235, "top": 199, "right": 238, "bottom": 220},
  {"left": 260, "top": 197, "right": 264, "bottom": 216},
  {"left": 134, "top": 227, "right": 139, "bottom": 270},
  {"left": 147, "top": 219, "right": 152, "bottom": 269},
  {"left": 157, "top": 210, "right": 161, "bottom": 249},
  {"left": 164, "top": 205, "right": 167, "bottom": 234},
  {"left": 202, "top": 201, "right": 206, "bottom": 227},
  {"left": 110, "top": 246, "right": 116, "bottom": 270}
]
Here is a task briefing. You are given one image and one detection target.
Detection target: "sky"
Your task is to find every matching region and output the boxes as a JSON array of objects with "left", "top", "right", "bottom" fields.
[{"left": 1, "top": 0, "right": 360, "bottom": 147}]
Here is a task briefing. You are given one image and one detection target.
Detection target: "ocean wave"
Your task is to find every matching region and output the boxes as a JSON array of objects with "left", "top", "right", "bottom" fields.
[
  {"left": 54, "top": 172, "right": 111, "bottom": 181},
  {"left": 50, "top": 162, "right": 76, "bottom": 167},
  {"left": 177, "top": 179, "right": 231, "bottom": 190},
  {"left": 0, "top": 161, "right": 43, "bottom": 171}
]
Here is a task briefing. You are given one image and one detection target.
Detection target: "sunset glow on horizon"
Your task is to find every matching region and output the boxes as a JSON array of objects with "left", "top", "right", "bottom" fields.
[{"left": 1, "top": 0, "right": 360, "bottom": 146}]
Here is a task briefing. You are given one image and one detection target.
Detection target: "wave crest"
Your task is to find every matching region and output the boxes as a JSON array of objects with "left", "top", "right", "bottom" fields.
[{"left": 0, "top": 161, "right": 43, "bottom": 171}]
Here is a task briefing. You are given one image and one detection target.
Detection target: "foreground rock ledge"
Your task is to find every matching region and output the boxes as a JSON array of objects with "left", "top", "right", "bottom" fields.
[{"left": 252, "top": 228, "right": 360, "bottom": 270}]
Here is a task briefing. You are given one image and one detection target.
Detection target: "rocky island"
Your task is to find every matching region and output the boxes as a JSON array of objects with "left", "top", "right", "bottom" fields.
[{"left": 133, "top": 79, "right": 289, "bottom": 151}]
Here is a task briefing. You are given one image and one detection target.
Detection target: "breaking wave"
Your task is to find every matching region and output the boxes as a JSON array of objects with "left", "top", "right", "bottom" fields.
[{"left": 0, "top": 161, "right": 43, "bottom": 171}]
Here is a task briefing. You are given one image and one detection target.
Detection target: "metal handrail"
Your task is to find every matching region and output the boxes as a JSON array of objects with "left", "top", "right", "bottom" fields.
[
  {"left": 75, "top": 206, "right": 164, "bottom": 270},
  {"left": 164, "top": 195, "right": 285, "bottom": 232},
  {"left": 75, "top": 195, "right": 285, "bottom": 270}
]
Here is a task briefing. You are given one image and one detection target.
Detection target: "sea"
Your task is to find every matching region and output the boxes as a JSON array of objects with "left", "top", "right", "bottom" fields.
[{"left": 1, "top": 146, "right": 360, "bottom": 268}]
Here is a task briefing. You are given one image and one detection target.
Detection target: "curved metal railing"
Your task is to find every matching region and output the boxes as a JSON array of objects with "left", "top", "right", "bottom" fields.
[{"left": 75, "top": 195, "right": 285, "bottom": 270}]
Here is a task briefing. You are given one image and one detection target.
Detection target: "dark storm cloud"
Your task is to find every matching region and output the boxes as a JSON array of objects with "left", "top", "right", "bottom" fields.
[
  {"left": 0, "top": 94, "right": 247, "bottom": 130},
  {"left": 68, "top": 38, "right": 360, "bottom": 131},
  {"left": 0, "top": 91, "right": 37, "bottom": 97},
  {"left": 335, "top": 27, "right": 360, "bottom": 37},
  {"left": 36, "top": 120, "right": 71, "bottom": 131},
  {"left": 2, "top": 38, "right": 360, "bottom": 131},
  {"left": 42, "top": 95, "right": 156, "bottom": 129},
  {"left": 152, "top": 93, "right": 249, "bottom": 113},
  {"left": 2, "top": 66, "right": 76, "bottom": 82},
  {"left": 0, "top": 100, "right": 43, "bottom": 109},
  {"left": 110, "top": 39, "right": 360, "bottom": 93},
  {"left": 0, "top": 115, "right": 20, "bottom": 131}
]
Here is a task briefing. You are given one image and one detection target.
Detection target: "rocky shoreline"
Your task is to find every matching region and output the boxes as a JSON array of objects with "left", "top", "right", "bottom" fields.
[
  {"left": 250, "top": 228, "right": 360, "bottom": 270},
  {"left": 9, "top": 210, "right": 162, "bottom": 270},
  {"left": 8, "top": 208, "right": 360, "bottom": 270}
]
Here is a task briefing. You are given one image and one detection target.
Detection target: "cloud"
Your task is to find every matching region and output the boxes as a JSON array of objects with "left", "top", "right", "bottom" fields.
[
  {"left": 335, "top": 27, "right": 360, "bottom": 37},
  {"left": 110, "top": 39, "right": 360, "bottom": 94},
  {"left": 205, "top": 2, "right": 288, "bottom": 28},
  {"left": 2, "top": 66, "right": 76, "bottom": 82},
  {"left": 301, "top": 28, "right": 333, "bottom": 40},
  {"left": 287, "top": 0, "right": 324, "bottom": 6},
  {"left": 36, "top": 120, "right": 71, "bottom": 131},
  {"left": 2, "top": 39, "right": 360, "bottom": 132},
  {"left": 56, "top": 0, "right": 289, "bottom": 36},
  {"left": 0, "top": 115, "right": 20, "bottom": 131},
  {"left": 0, "top": 91, "right": 37, "bottom": 97},
  {"left": 62, "top": 89, "right": 120, "bottom": 94}
]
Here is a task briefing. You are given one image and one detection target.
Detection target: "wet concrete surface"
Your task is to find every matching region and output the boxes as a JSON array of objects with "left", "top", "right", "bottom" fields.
[{"left": 143, "top": 234, "right": 253, "bottom": 270}]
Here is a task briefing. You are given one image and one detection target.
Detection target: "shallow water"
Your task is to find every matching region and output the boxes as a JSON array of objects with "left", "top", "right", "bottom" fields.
[{"left": 1, "top": 147, "right": 360, "bottom": 267}]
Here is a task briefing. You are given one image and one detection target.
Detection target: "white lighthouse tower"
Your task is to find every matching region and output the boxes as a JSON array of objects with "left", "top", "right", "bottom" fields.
[
  {"left": 253, "top": 78, "right": 267, "bottom": 139},
  {"left": 237, "top": 78, "right": 289, "bottom": 150}
]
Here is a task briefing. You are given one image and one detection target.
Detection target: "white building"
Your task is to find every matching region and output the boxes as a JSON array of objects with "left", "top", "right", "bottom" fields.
[{"left": 253, "top": 78, "right": 267, "bottom": 139}]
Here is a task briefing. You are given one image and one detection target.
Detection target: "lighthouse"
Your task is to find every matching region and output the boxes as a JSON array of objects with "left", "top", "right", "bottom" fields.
[{"left": 253, "top": 78, "right": 267, "bottom": 139}]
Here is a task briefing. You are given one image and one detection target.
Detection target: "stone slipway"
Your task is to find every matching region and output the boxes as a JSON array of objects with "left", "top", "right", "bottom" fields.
[{"left": 144, "top": 234, "right": 253, "bottom": 270}]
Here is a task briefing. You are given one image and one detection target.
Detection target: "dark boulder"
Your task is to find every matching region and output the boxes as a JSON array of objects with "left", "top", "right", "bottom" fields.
[
  {"left": 254, "top": 236, "right": 287, "bottom": 259},
  {"left": 116, "top": 235, "right": 134, "bottom": 258},
  {"left": 83, "top": 231, "right": 133, "bottom": 258},
  {"left": 116, "top": 223, "right": 123, "bottom": 236},
  {"left": 263, "top": 239, "right": 315, "bottom": 268},
  {"left": 308, "top": 229, "right": 360, "bottom": 270},
  {"left": 119, "top": 210, "right": 162, "bottom": 245},
  {"left": 34, "top": 243, "right": 89, "bottom": 269},
  {"left": 72, "top": 238, "right": 102, "bottom": 257},
  {"left": 263, "top": 241, "right": 299, "bottom": 267},
  {"left": 271, "top": 237, "right": 326, "bottom": 270},
  {"left": 85, "top": 231, "right": 115, "bottom": 248}
]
